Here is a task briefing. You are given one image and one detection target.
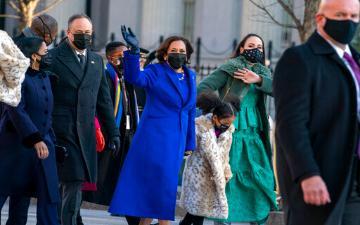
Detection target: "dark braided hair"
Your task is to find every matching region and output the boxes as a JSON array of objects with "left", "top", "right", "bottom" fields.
[{"left": 196, "top": 91, "right": 240, "bottom": 119}]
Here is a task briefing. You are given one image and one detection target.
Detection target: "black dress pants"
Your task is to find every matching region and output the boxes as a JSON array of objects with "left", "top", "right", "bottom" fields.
[{"left": 341, "top": 157, "right": 360, "bottom": 225}]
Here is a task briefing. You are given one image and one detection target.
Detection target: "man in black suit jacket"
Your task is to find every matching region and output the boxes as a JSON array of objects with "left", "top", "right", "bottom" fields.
[
  {"left": 49, "top": 14, "right": 119, "bottom": 225},
  {"left": 274, "top": 0, "right": 360, "bottom": 224}
]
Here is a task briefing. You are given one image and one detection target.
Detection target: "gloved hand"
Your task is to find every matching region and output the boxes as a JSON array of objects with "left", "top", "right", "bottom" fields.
[
  {"left": 108, "top": 136, "right": 121, "bottom": 157},
  {"left": 121, "top": 25, "right": 140, "bottom": 54}
]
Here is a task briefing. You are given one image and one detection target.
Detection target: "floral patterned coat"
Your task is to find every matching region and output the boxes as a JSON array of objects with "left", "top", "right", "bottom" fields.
[
  {"left": 0, "top": 30, "right": 29, "bottom": 107},
  {"left": 180, "top": 114, "right": 234, "bottom": 219}
]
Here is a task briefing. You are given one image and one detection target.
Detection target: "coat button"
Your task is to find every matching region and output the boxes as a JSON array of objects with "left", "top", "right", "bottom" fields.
[
  {"left": 44, "top": 110, "right": 48, "bottom": 115},
  {"left": 42, "top": 122, "right": 46, "bottom": 126},
  {"left": 42, "top": 86, "right": 46, "bottom": 90},
  {"left": 45, "top": 98, "right": 48, "bottom": 102}
]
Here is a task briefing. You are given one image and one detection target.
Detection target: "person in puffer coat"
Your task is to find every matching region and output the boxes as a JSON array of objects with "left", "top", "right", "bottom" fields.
[{"left": 180, "top": 92, "right": 240, "bottom": 225}]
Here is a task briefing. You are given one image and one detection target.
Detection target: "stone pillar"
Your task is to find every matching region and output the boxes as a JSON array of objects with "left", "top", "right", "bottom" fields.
[{"left": 140, "top": 0, "right": 184, "bottom": 49}]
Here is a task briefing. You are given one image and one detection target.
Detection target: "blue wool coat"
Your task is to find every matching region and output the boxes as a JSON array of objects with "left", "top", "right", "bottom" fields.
[
  {"left": 109, "top": 52, "right": 196, "bottom": 220},
  {"left": 0, "top": 69, "right": 59, "bottom": 203}
]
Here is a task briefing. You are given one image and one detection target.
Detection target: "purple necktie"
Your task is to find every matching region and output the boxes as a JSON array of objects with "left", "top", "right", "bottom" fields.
[{"left": 343, "top": 52, "right": 360, "bottom": 158}]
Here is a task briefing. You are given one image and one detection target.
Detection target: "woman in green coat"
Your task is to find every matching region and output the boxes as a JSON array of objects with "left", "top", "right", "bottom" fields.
[{"left": 197, "top": 34, "right": 277, "bottom": 224}]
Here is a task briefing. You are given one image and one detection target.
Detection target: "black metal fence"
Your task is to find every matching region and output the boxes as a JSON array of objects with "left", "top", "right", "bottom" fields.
[{"left": 188, "top": 65, "right": 217, "bottom": 82}]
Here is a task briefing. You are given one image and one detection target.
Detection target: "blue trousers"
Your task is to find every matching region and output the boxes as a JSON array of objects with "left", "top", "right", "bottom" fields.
[
  {"left": 0, "top": 196, "right": 30, "bottom": 225},
  {"left": 0, "top": 162, "right": 59, "bottom": 225}
]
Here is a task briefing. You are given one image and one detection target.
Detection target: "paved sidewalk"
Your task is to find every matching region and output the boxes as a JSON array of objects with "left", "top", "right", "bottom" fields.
[{"left": 1, "top": 203, "right": 251, "bottom": 225}]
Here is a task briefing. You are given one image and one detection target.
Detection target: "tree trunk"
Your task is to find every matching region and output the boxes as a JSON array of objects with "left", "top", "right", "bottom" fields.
[
  {"left": 301, "top": 0, "right": 320, "bottom": 42},
  {"left": 298, "top": 27, "right": 306, "bottom": 43},
  {"left": 18, "top": 0, "right": 40, "bottom": 30}
]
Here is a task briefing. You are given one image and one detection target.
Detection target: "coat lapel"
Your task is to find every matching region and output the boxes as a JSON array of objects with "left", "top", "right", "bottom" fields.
[
  {"left": 329, "top": 53, "right": 350, "bottom": 75},
  {"left": 57, "top": 41, "right": 84, "bottom": 81},
  {"left": 183, "top": 66, "right": 196, "bottom": 109},
  {"left": 163, "top": 63, "right": 184, "bottom": 102},
  {"left": 79, "top": 52, "right": 97, "bottom": 86},
  {"left": 350, "top": 46, "right": 360, "bottom": 67},
  {"left": 309, "top": 32, "right": 352, "bottom": 77}
]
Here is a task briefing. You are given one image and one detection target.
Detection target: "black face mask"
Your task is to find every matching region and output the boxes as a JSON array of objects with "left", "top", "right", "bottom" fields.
[
  {"left": 39, "top": 53, "right": 53, "bottom": 70},
  {"left": 241, "top": 48, "right": 264, "bottom": 64},
  {"left": 324, "top": 17, "right": 359, "bottom": 44},
  {"left": 117, "top": 57, "right": 124, "bottom": 70},
  {"left": 167, "top": 53, "right": 187, "bottom": 69},
  {"left": 114, "top": 57, "right": 124, "bottom": 76},
  {"left": 72, "top": 33, "right": 92, "bottom": 50},
  {"left": 215, "top": 124, "right": 230, "bottom": 133}
]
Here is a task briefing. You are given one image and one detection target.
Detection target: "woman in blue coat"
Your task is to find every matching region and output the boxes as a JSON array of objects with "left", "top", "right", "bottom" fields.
[
  {"left": 0, "top": 37, "right": 59, "bottom": 225},
  {"left": 109, "top": 27, "right": 196, "bottom": 225}
]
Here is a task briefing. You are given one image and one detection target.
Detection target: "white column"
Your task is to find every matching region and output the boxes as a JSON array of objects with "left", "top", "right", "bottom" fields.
[
  {"left": 140, "top": 0, "right": 184, "bottom": 49},
  {"left": 47, "top": 0, "right": 87, "bottom": 33},
  {"left": 107, "top": 0, "right": 143, "bottom": 43},
  {"left": 193, "top": 0, "right": 241, "bottom": 65}
]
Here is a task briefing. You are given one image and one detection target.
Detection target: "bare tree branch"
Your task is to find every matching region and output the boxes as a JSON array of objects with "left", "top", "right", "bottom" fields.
[
  {"left": 251, "top": 11, "right": 297, "bottom": 29},
  {"left": 8, "top": 1, "right": 21, "bottom": 14},
  {"left": 276, "top": 0, "right": 302, "bottom": 29},
  {"left": 250, "top": 17, "right": 297, "bottom": 29},
  {"left": 18, "top": 0, "right": 26, "bottom": 11},
  {"left": 0, "top": 14, "right": 21, "bottom": 19},
  {"left": 34, "top": 0, "right": 63, "bottom": 17},
  {"left": 249, "top": 0, "right": 297, "bottom": 28}
]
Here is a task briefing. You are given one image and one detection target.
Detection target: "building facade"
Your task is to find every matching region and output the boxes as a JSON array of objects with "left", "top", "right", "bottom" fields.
[{"left": 0, "top": 0, "right": 299, "bottom": 66}]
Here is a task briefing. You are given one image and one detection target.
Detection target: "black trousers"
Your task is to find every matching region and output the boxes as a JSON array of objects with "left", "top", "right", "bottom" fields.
[
  {"left": 180, "top": 213, "right": 205, "bottom": 225},
  {"left": 59, "top": 181, "right": 83, "bottom": 225},
  {"left": 341, "top": 158, "right": 360, "bottom": 225},
  {"left": 125, "top": 215, "right": 141, "bottom": 225}
]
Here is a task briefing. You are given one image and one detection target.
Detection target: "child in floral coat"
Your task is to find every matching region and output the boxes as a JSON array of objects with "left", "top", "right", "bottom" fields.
[{"left": 180, "top": 92, "right": 240, "bottom": 225}]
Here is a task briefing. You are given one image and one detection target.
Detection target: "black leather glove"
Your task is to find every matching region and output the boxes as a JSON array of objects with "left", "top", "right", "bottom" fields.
[
  {"left": 121, "top": 25, "right": 140, "bottom": 54},
  {"left": 55, "top": 145, "right": 69, "bottom": 164},
  {"left": 108, "top": 136, "right": 121, "bottom": 157}
]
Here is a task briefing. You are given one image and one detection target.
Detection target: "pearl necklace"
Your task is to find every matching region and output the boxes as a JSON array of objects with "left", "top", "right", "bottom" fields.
[{"left": 178, "top": 72, "right": 185, "bottom": 80}]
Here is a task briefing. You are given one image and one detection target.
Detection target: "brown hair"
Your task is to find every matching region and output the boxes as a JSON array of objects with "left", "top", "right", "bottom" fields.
[
  {"left": 231, "top": 33, "right": 266, "bottom": 65},
  {"left": 156, "top": 36, "right": 194, "bottom": 63}
]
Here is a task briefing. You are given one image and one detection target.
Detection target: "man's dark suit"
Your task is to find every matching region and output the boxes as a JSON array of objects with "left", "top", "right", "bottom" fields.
[
  {"left": 274, "top": 32, "right": 360, "bottom": 225},
  {"left": 49, "top": 40, "right": 119, "bottom": 224}
]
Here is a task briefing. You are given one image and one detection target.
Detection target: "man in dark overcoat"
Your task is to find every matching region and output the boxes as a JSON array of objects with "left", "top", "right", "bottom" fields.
[
  {"left": 48, "top": 14, "right": 119, "bottom": 225},
  {"left": 273, "top": 0, "right": 360, "bottom": 224}
]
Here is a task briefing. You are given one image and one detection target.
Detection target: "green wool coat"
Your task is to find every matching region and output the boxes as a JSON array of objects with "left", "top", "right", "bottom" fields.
[{"left": 197, "top": 55, "right": 273, "bottom": 164}]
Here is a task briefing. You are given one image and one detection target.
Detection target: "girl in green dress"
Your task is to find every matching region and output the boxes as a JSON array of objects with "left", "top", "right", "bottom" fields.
[{"left": 197, "top": 34, "right": 277, "bottom": 225}]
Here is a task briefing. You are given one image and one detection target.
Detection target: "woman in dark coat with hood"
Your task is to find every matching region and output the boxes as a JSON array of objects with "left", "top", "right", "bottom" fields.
[{"left": 0, "top": 37, "right": 60, "bottom": 225}]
